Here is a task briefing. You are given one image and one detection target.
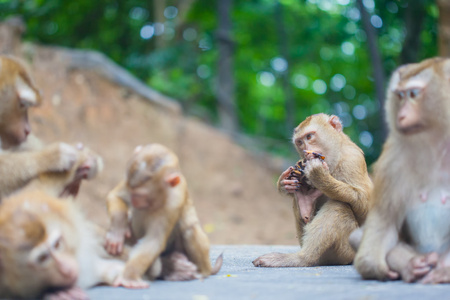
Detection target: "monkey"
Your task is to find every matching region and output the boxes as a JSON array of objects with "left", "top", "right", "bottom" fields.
[
  {"left": 354, "top": 57, "right": 450, "bottom": 284},
  {"left": 0, "top": 190, "right": 125, "bottom": 300},
  {"left": 104, "top": 143, "right": 222, "bottom": 287},
  {"left": 0, "top": 147, "right": 122, "bottom": 299},
  {"left": 0, "top": 55, "right": 81, "bottom": 199},
  {"left": 252, "top": 113, "right": 372, "bottom": 267}
]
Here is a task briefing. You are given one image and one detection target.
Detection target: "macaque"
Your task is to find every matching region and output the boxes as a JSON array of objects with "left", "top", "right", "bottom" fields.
[
  {"left": 0, "top": 150, "right": 122, "bottom": 299},
  {"left": 354, "top": 57, "right": 450, "bottom": 284},
  {"left": 253, "top": 114, "right": 372, "bottom": 267},
  {"left": 0, "top": 55, "right": 80, "bottom": 199},
  {"left": 105, "top": 144, "right": 222, "bottom": 287}
]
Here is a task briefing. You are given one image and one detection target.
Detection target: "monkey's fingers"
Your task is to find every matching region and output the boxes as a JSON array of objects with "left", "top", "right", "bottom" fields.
[
  {"left": 44, "top": 286, "right": 88, "bottom": 300},
  {"left": 280, "top": 167, "right": 293, "bottom": 179},
  {"left": 113, "top": 276, "right": 149, "bottom": 289},
  {"left": 386, "top": 270, "right": 399, "bottom": 280}
]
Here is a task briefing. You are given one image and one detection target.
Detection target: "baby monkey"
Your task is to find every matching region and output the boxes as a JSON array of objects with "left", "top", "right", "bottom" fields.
[{"left": 105, "top": 144, "right": 222, "bottom": 288}]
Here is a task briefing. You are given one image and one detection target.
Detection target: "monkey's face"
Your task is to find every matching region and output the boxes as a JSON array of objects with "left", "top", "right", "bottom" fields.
[
  {"left": 388, "top": 58, "right": 449, "bottom": 136},
  {"left": 0, "top": 75, "right": 40, "bottom": 150},
  {"left": 28, "top": 229, "right": 79, "bottom": 289}
]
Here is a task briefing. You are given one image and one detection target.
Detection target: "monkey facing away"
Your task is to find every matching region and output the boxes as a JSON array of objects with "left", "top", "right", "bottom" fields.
[
  {"left": 0, "top": 55, "right": 81, "bottom": 199},
  {"left": 253, "top": 114, "right": 372, "bottom": 267},
  {"left": 0, "top": 148, "right": 123, "bottom": 300},
  {"left": 354, "top": 57, "right": 450, "bottom": 284},
  {"left": 105, "top": 144, "right": 222, "bottom": 288}
]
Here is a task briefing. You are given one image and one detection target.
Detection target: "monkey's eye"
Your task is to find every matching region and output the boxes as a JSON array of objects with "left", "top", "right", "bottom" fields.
[
  {"left": 408, "top": 88, "right": 420, "bottom": 99},
  {"left": 397, "top": 91, "right": 405, "bottom": 100},
  {"left": 295, "top": 139, "right": 303, "bottom": 146},
  {"left": 37, "top": 252, "right": 50, "bottom": 264},
  {"left": 306, "top": 133, "right": 314, "bottom": 140}
]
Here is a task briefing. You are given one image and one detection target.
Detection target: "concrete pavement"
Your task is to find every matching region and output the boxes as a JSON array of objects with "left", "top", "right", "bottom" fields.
[{"left": 88, "top": 245, "right": 450, "bottom": 300}]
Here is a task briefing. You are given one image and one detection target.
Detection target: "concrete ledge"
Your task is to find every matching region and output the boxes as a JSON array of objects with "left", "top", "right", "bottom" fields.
[{"left": 88, "top": 245, "right": 450, "bottom": 300}]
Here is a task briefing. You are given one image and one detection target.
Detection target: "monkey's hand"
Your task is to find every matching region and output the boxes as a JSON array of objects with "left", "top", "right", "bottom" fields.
[
  {"left": 105, "top": 226, "right": 131, "bottom": 256},
  {"left": 303, "top": 158, "right": 330, "bottom": 187},
  {"left": 277, "top": 167, "right": 300, "bottom": 194},
  {"left": 41, "top": 143, "right": 79, "bottom": 173},
  {"left": 43, "top": 286, "right": 88, "bottom": 300},
  {"left": 112, "top": 274, "right": 149, "bottom": 289}
]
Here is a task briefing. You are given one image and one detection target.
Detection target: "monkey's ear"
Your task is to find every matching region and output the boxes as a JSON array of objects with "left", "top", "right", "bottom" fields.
[
  {"left": 15, "top": 76, "right": 39, "bottom": 107},
  {"left": 166, "top": 172, "right": 181, "bottom": 187},
  {"left": 329, "top": 115, "right": 343, "bottom": 132}
]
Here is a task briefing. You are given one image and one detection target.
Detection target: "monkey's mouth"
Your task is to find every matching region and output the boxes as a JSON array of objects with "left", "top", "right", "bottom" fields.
[{"left": 397, "top": 123, "right": 425, "bottom": 135}]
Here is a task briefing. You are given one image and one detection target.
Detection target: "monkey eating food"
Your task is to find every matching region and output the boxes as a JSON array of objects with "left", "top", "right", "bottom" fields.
[{"left": 253, "top": 113, "right": 372, "bottom": 268}]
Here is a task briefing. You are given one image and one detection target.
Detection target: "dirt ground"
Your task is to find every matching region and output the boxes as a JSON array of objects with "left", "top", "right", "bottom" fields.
[{"left": 4, "top": 38, "right": 299, "bottom": 245}]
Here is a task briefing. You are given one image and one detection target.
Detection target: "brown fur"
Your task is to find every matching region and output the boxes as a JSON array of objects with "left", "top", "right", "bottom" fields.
[
  {"left": 105, "top": 144, "right": 222, "bottom": 288},
  {"left": 0, "top": 55, "right": 84, "bottom": 200},
  {"left": 253, "top": 114, "right": 372, "bottom": 267}
]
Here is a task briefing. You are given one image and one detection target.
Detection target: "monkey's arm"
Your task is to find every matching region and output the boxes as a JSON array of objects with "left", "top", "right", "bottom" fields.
[
  {"left": 354, "top": 208, "right": 399, "bottom": 280},
  {"left": 305, "top": 159, "right": 369, "bottom": 222},
  {"left": 0, "top": 143, "right": 78, "bottom": 198},
  {"left": 105, "top": 181, "right": 131, "bottom": 256},
  {"left": 123, "top": 205, "right": 184, "bottom": 281},
  {"left": 178, "top": 199, "right": 212, "bottom": 276}
]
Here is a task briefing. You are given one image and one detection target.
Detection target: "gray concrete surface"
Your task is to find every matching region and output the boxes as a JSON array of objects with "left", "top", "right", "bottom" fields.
[{"left": 88, "top": 245, "right": 450, "bottom": 300}]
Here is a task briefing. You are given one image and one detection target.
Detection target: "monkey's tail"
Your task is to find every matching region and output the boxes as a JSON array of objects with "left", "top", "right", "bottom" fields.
[{"left": 211, "top": 252, "right": 224, "bottom": 275}]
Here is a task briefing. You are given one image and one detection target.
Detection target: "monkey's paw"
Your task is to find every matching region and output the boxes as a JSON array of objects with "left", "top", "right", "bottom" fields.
[
  {"left": 50, "top": 143, "right": 79, "bottom": 172},
  {"left": 113, "top": 275, "right": 149, "bottom": 289},
  {"left": 164, "top": 252, "right": 201, "bottom": 281},
  {"left": 401, "top": 252, "right": 438, "bottom": 283},
  {"left": 252, "top": 252, "right": 302, "bottom": 267},
  {"left": 44, "top": 286, "right": 88, "bottom": 300},
  {"left": 304, "top": 158, "right": 329, "bottom": 182},
  {"left": 105, "top": 229, "right": 128, "bottom": 256}
]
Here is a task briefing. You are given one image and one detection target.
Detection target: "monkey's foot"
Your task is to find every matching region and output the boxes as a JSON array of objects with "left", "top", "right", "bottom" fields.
[
  {"left": 112, "top": 275, "right": 149, "bottom": 289},
  {"left": 252, "top": 252, "right": 304, "bottom": 267},
  {"left": 163, "top": 252, "right": 201, "bottom": 281},
  {"left": 421, "top": 265, "right": 450, "bottom": 284},
  {"left": 44, "top": 286, "right": 88, "bottom": 300},
  {"left": 402, "top": 252, "right": 438, "bottom": 283}
]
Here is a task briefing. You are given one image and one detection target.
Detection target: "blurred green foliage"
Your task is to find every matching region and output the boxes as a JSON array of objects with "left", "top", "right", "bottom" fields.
[{"left": 0, "top": 0, "right": 439, "bottom": 164}]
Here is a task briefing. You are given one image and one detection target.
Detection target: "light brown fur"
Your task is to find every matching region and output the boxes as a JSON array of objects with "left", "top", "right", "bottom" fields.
[
  {"left": 253, "top": 114, "right": 372, "bottom": 267},
  {"left": 354, "top": 57, "right": 450, "bottom": 283},
  {"left": 0, "top": 148, "right": 122, "bottom": 299},
  {"left": 0, "top": 55, "right": 81, "bottom": 199},
  {"left": 105, "top": 144, "right": 222, "bottom": 288}
]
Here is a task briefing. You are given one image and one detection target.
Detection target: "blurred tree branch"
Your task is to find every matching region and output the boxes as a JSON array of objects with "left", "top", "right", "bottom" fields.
[
  {"left": 356, "top": 0, "right": 387, "bottom": 140},
  {"left": 400, "top": 0, "right": 426, "bottom": 63},
  {"left": 438, "top": 0, "right": 450, "bottom": 57}
]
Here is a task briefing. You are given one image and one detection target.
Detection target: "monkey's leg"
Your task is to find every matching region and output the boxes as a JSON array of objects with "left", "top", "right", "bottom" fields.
[
  {"left": 387, "top": 243, "right": 438, "bottom": 282},
  {"left": 354, "top": 207, "right": 399, "bottom": 280},
  {"left": 253, "top": 201, "right": 359, "bottom": 267},
  {"left": 178, "top": 203, "right": 213, "bottom": 277}
]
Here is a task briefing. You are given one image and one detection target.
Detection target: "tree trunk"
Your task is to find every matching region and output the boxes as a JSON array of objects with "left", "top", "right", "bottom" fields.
[
  {"left": 216, "top": 0, "right": 239, "bottom": 134},
  {"left": 153, "top": 0, "right": 166, "bottom": 49},
  {"left": 438, "top": 0, "right": 450, "bottom": 57},
  {"left": 356, "top": 0, "right": 387, "bottom": 140},
  {"left": 275, "top": 1, "right": 295, "bottom": 134},
  {"left": 400, "top": 0, "right": 426, "bottom": 64}
]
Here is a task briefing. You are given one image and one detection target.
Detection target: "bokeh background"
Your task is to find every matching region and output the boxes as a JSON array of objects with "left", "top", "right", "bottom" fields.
[{"left": 0, "top": 0, "right": 448, "bottom": 244}]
